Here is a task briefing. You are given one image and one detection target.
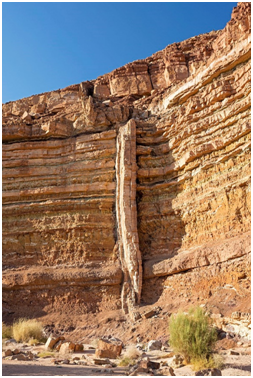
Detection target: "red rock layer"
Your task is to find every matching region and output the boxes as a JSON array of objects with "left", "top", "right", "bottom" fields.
[{"left": 2, "top": 2, "right": 251, "bottom": 321}]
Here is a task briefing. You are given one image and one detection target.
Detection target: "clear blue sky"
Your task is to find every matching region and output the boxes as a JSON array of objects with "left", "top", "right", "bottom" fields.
[{"left": 2, "top": 2, "right": 237, "bottom": 103}]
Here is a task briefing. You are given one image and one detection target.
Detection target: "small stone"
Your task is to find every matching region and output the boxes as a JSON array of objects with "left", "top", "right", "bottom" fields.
[
  {"left": 229, "top": 350, "right": 240, "bottom": 355},
  {"left": 5, "top": 339, "right": 17, "bottom": 345},
  {"left": 147, "top": 340, "right": 162, "bottom": 351},
  {"left": 195, "top": 368, "right": 222, "bottom": 376},
  {"left": 143, "top": 309, "right": 157, "bottom": 319},
  {"left": 4, "top": 349, "right": 13, "bottom": 357},
  {"left": 26, "top": 351, "right": 35, "bottom": 360},
  {"left": 93, "top": 358, "right": 111, "bottom": 365},
  {"left": 78, "top": 361, "right": 88, "bottom": 366},
  {"left": 60, "top": 359, "right": 70, "bottom": 364},
  {"left": 12, "top": 349, "right": 20, "bottom": 355}
]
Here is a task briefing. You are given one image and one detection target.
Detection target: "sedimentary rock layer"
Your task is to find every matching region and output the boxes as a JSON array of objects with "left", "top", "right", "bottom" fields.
[{"left": 2, "top": 2, "right": 251, "bottom": 320}]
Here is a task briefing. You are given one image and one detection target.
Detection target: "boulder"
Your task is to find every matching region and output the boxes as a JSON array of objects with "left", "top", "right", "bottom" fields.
[
  {"left": 74, "top": 343, "right": 84, "bottom": 352},
  {"left": 195, "top": 368, "right": 222, "bottom": 376},
  {"left": 147, "top": 340, "right": 162, "bottom": 351},
  {"left": 95, "top": 338, "right": 122, "bottom": 359},
  {"left": 59, "top": 342, "right": 75, "bottom": 355},
  {"left": 54, "top": 339, "right": 65, "bottom": 351},
  {"left": 45, "top": 336, "right": 65, "bottom": 350}
]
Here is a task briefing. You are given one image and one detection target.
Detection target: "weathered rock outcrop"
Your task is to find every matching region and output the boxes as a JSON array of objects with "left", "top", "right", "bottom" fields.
[
  {"left": 116, "top": 119, "right": 142, "bottom": 317},
  {"left": 2, "top": 3, "right": 251, "bottom": 322}
]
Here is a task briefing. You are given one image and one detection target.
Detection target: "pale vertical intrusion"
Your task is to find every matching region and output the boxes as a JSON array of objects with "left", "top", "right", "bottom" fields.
[{"left": 116, "top": 119, "right": 142, "bottom": 318}]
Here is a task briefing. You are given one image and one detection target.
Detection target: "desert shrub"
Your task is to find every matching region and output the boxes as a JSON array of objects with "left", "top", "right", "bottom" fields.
[
  {"left": 169, "top": 307, "right": 217, "bottom": 364},
  {"left": 12, "top": 318, "right": 43, "bottom": 343},
  {"left": 2, "top": 322, "right": 13, "bottom": 339},
  {"left": 118, "top": 357, "right": 135, "bottom": 367}
]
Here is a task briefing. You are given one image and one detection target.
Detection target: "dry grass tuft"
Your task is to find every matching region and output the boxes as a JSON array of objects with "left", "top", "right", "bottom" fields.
[
  {"left": 28, "top": 338, "right": 41, "bottom": 346},
  {"left": 37, "top": 351, "right": 55, "bottom": 358},
  {"left": 118, "top": 357, "right": 135, "bottom": 367},
  {"left": 124, "top": 345, "right": 141, "bottom": 360},
  {"left": 2, "top": 322, "right": 13, "bottom": 339},
  {"left": 12, "top": 318, "right": 43, "bottom": 343},
  {"left": 191, "top": 354, "right": 224, "bottom": 371},
  {"left": 118, "top": 345, "right": 140, "bottom": 367}
]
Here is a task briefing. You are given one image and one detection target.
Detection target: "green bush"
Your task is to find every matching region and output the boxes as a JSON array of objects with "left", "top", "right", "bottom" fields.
[
  {"left": 2, "top": 322, "right": 13, "bottom": 339},
  {"left": 12, "top": 318, "right": 43, "bottom": 343},
  {"left": 169, "top": 307, "right": 217, "bottom": 364}
]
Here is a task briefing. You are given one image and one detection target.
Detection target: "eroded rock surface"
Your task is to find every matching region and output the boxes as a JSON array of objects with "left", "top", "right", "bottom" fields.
[{"left": 2, "top": 3, "right": 251, "bottom": 322}]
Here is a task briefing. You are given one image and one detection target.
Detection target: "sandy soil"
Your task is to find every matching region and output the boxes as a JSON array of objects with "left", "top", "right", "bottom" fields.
[{"left": 2, "top": 360, "right": 127, "bottom": 376}]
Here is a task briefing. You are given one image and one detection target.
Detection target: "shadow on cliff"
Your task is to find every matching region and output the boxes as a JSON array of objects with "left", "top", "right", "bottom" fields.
[{"left": 136, "top": 145, "right": 187, "bottom": 306}]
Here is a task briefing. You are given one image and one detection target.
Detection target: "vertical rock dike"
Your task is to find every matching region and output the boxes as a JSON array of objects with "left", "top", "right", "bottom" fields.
[{"left": 116, "top": 119, "right": 142, "bottom": 318}]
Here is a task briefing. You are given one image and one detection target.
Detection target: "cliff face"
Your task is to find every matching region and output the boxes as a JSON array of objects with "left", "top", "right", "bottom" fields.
[{"left": 2, "top": 3, "right": 251, "bottom": 323}]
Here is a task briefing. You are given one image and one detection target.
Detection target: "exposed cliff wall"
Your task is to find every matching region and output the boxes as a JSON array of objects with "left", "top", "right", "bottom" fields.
[{"left": 2, "top": 2, "right": 251, "bottom": 323}]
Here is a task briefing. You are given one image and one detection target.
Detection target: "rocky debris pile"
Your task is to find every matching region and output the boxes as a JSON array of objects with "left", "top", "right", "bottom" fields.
[
  {"left": 170, "top": 354, "right": 185, "bottom": 368},
  {"left": 128, "top": 356, "right": 177, "bottom": 376},
  {"left": 45, "top": 335, "right": 84, "bottom": 353},
  {"left": 128, "top": 357, "right": 162, "bottom": 376},
  {"left": 212, "top": 312, "right": 251, "bottom": 341},
  {"left": 95, "top": 337, "right": 123, "bottom": 359},
  {"left": 3, "top": 349, "right": 37, "bottom": 361}
]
